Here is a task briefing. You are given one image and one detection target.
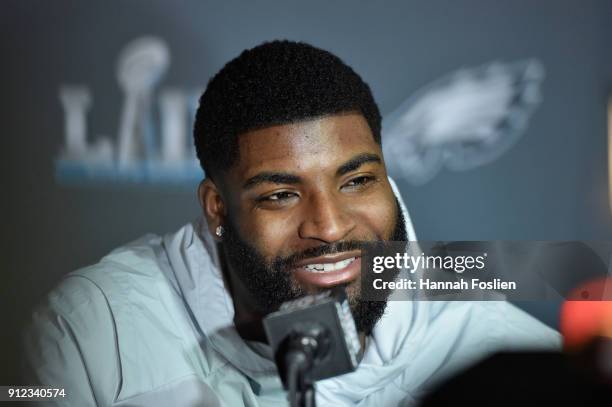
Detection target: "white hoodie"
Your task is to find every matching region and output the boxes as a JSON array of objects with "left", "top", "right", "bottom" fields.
[{"left": 24, "top": 179, "right": 560, "bottom": 406}]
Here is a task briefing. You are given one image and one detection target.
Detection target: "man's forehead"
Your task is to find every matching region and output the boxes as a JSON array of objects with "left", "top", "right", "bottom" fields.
[{"left": 232, "top": 113, "right": 380, "bottom": 176}]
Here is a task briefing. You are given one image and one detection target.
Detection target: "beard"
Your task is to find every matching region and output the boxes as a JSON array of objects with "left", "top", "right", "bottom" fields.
[{"left": 220, "top": 198, "right": 408, "bottom": 335}]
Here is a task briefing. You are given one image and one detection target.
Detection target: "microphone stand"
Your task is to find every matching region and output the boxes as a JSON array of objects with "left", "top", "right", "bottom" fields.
[{"left": 284, "top": 332, "right": 322, "bottom": 407}]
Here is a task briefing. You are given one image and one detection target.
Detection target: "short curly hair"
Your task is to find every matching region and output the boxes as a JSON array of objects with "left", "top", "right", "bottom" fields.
[{"left": 194, "top": 40, "right": 382, "bottom": 179}]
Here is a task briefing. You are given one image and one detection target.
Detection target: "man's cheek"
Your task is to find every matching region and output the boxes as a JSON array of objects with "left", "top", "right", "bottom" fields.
[
  {"left": 237, "top": 219, "right": 283, "bottom": 256},
  {"left": 356, "top": 207, "right": 395, "bottom": 240},
  {"left": 250, "top": 213, "right": 297, "bottom": 243},
  {"left": 375, "top": 199, "right": 399, "bottom": 239}
]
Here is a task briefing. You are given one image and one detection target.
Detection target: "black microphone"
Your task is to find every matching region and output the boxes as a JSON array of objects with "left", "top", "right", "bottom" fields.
[{"left": 263, "top": 287, "right": 361, "bottom": 407}]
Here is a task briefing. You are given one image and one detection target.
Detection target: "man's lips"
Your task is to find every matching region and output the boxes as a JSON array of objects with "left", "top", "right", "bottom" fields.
[{"left": 291, "top": 251, "right": 361, "bottom": 288}]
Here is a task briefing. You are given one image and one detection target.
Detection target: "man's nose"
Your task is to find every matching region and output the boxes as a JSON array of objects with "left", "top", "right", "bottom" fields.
[{"left": 297, "top": 192, "right": 356, "bottom": 243}]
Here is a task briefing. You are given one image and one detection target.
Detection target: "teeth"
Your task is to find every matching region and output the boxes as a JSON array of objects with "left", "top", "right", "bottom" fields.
[{"left": 303, "top": 257, "right": 356, "bottom": 273}]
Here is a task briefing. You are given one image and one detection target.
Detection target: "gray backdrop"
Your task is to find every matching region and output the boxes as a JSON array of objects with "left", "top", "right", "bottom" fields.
[{"left": 2, "top": 0, "right": 611, "bottom": 384}]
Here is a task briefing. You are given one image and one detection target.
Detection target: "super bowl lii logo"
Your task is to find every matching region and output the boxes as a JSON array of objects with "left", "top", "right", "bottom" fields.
[
  {"left": 55, "top": 36, "right": 203, "bottom": 186},
  {"left": 56, "top": 35, "right": 545, "bottom": 187}
]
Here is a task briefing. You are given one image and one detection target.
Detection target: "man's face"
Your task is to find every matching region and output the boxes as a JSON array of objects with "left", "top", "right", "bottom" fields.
[{"left": 212, "top": 113, "right": 406, "bottom": 333}]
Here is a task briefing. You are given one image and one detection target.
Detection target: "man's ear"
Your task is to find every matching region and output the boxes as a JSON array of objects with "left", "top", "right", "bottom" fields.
[{"left": 198, "top": 178, "right": 227, "bottom": 241}]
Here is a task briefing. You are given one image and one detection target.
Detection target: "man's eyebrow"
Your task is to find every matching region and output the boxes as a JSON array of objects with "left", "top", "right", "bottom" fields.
[
  {"left": 242, "top": 172, "right": 302, "bottom": 190},
  {"left": 242, "top": 153, "right": 381, "bottom": 189},
  {"left": 336, "top": 153, "right": 382, "bottom": 176}
]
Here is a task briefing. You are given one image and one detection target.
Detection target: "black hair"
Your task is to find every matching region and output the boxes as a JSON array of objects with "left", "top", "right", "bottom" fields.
[{"left": 194, "top": 40, "right": 382, "bottom": 179}]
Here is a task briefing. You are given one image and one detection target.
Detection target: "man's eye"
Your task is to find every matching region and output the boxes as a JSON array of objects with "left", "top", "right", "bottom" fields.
[
  {"left": 258, "top": 191, "right": 298, "bottom": 202},
  {"left": 342, "top": 176, "right": 375, "bottom": 190}
]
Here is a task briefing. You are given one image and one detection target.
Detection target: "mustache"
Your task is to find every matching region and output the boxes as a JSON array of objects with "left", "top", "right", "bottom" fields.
[{"left": 270, "top": 240, "right": 378, "bottom": 272}]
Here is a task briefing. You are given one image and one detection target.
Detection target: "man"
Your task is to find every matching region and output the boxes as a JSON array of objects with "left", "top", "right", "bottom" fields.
[{"left": 24, "top": 41, "right": 559, "bottom": 406}]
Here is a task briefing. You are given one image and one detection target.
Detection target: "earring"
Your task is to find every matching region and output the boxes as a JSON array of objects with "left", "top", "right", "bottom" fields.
[{"left": 215, "top": 225, "right": 224, "bottom": 238}]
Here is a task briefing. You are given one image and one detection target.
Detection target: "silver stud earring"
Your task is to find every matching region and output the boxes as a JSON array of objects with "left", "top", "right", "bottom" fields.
[{"left": 215, "top": 225, "right": 224, "bottom": 238}]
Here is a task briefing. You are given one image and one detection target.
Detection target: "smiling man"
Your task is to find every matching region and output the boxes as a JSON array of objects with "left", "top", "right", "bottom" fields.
[
  {"left": 24, "top": 41, "right": 559, "bottom": 406},
  {"left": 203, "top": 116, "right": 406, "bottom": 336}
]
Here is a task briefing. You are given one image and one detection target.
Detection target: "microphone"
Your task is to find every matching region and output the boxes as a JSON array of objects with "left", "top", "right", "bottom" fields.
[{"left": 263, "top": 287, "right": 361, "bottom": 407}]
